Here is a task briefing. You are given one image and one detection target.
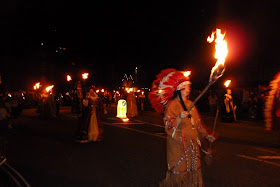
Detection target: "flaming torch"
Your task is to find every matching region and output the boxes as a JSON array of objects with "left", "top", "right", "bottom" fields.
[
  {"left": 184, "top": 71, "right": 191, "bottom": 77},
  {"left": 186, "top": 28, "right": 228, "bottom": 113},
  {"left": 82, "top": 73, "right": 89, "bottom": 80},
  {"left": 67, "top": 75, "right": 72, "bottom": 82},
  {"left": 34, "top": 82, "right": 41, "bottom": 90},
  {"left": 173, "top": 28, "right": 228, "bottom": 138},
  {"left": 224, "top": 80, "right": 231, "bottom": 88},
  {"left": 46, "top": 85, "right": 54, "bottom": 93}
]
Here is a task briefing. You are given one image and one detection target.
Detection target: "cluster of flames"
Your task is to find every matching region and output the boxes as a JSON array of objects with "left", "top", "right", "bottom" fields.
[
  {"left": 66, "top": 73, "right": 89, "bottom": 82},
  {"left": 33, "top": 82, "right": 54, "bottom": 93}
]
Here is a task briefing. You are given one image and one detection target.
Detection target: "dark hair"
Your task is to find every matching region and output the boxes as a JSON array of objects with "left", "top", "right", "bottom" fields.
[{"left": 173, "top": 90, "right": 187, "bottom": 111}]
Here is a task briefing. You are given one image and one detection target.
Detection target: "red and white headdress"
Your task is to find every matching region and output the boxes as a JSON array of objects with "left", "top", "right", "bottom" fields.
[{"left": 148, "top": 68, "right": 191, "bottom": 113}]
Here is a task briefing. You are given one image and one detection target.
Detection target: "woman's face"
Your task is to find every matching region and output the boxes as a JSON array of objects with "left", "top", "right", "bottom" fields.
[{"left": 180, "top": 84, "right": 191, "bottom": 98}]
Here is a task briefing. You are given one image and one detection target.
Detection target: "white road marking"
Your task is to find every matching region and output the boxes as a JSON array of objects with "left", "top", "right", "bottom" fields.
[
  {"left": 103, "top": 122, "right": 166, "bottom": 139},
  {"left": 237, "top": 154, "right": 280, "bottom": 167}
]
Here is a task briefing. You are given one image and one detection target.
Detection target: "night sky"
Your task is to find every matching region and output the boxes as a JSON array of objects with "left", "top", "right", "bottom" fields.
[{"left": 0, "top": 1, "right": 279, "bottom": 90}]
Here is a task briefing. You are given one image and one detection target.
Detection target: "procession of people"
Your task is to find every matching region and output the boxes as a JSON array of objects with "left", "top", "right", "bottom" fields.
[{"left": 0, "top": 68, "right": 279, "bottom": 186}]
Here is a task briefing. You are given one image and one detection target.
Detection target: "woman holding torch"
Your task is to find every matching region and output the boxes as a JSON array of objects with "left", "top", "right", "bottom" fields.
[{"left": 149, "top": 69, "right": 215, "bottom": 187}]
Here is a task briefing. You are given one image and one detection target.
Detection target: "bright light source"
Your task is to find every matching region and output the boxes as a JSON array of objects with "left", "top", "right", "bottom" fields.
[
  {"left": 116, "top": 99, "right": 127, "bottom": 119},
  {"left": 82, "top": 73, "right": 89, "bottom": 80},
  {"left": 67, "top": 75, "right": 72, "bottom": 81},
  {"left": 184, "top": 71, "right": 191, "bottom": 77}
]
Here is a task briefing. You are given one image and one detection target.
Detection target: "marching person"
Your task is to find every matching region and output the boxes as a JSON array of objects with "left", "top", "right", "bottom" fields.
[
  {"left": 222, "top": 88, "right": 237, "bottom": 122},
  {"left": 208, "top": 90, "right": 218, "bottom": 116},
  {"left": 75, "top": 86, "right": 105, "bottom": 143},
  {"left": 264, "top": 72, "right": 280, "bottom": 131},
  {"left": 149, "top": 69, "right": 215, "bottom": 186},
  {"left": 126, "top": 89, "right": 138, "bottom": 118}
]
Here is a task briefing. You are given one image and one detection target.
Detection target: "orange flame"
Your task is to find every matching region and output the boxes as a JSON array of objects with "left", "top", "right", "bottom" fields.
[
  {"left": 67, "top": 75, "right": 72, "bottom": 81},
  {"left": 224, "top": 80, "right": 231, "bottom": 87},
  {"left": 184, "top": 71, "right": 191, "bottom": 77},
  {"left": 82, "top": 73, "right": 89, "bottom": 80},
  {"left": 46, "top": 85, "right": 54, "bottom": 92},
  {"left": 207, "top": 29, "right": 228, "bottom": 78},
  {"left": 127, "top": 88, "right": 133, "bottom": 93},
  {"left": 34, "top": 82, "right": 41, "bottom": 90}
]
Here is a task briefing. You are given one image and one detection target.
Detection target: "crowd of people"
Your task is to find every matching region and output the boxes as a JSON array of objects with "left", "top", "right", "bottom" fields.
[
  {"left": 0, "top": 70, "right": 279, "bottom": 185},
  {"left": 194, "top": 84, "right": 271, "bottom": 123},
  {"left": 148, "top": 69, "right": 280, "bottom": 186}
]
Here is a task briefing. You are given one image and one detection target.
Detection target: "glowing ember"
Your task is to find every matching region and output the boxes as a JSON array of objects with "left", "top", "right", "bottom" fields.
[
  {"left": 158, "top": 89, "right": 162, "bottom": 93},
  {"left": 82, "top": 73, "right": 89, "bottom": 80},
  {"left": 184, "top": 71, "right": 191, "bottom": 77},
  {"left": 224, "top": 80, "right": 231, "bottom": 87},
  {"left": 122, "top": 118, "right": 129, "bottom": 122},
  {"left": 207, "top": 28, "right": 228, "bottom": 80},
  {"left": 46, "top": 85, "right": 54, "bottom": 92},
  {"left": 67, "top": 75, "right": 72, "bottom": 81}
]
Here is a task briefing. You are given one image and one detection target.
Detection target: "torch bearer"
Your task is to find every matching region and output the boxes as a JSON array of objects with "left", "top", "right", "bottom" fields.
[
  {"left": 187, "top": 28, "right": 228, "bottom": 113},
  {"left": 172, "top": 29, "right": 228, "bottom": 138},
  {"left": 224, "top": 79, "right": 237, "bottom": 121}
]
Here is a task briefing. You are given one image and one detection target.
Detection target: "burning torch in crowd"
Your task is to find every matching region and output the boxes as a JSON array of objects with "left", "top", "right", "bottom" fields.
[
  {"left": 224, "top": 80, "right": 231, "bottom": 88},
  {"left": 186, "top": 28, "right": 228, "bottom": 112}
]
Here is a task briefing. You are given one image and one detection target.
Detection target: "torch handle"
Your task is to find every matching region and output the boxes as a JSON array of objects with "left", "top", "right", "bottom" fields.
[
  {"left": 187, "top": 82, "right": 213, "bottom": 112},
  {"left": 173, "top": 81, "right": 213, "bottom": 138}
]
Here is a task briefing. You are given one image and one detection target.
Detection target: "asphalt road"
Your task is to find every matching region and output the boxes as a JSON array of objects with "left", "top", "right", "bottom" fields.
[{"left": 1, "top": 105, "right": 280, "bottom": 186}]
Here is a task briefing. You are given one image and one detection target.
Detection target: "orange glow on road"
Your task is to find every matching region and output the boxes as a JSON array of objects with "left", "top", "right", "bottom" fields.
[{"left": 122, "top": 118, "right": 129, "bottom": 122}]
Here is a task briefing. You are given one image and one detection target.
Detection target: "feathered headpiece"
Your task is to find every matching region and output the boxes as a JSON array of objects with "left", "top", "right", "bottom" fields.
[
  {"left": 264, "top": 72, "right": 280, "bottom": 131},
  {"left": 148, "top": 68, "right": 191, "bottom": 113}
]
